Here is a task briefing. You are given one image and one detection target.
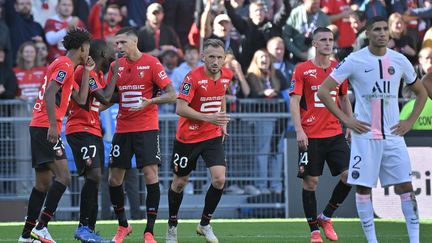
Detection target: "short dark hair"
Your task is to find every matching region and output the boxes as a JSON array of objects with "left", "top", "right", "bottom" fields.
[
  {"left": 89, "top": 39, "right": 108, "bottom": 60},
  {"left": 366, "top": 16, "right": 388, "bottom": 31},
  {"left": 313, "top": 27, "right": 333, "bottom": 37},
  {"left": 115, "top": 27, "right": 138, "bottom": 37},
  {"left": 202, "top": 39, "right": 225, "bottom": 52},
  {"left": 63, "top": 28, "right": 91, "bottom": 51},
  {"left": 184, "top": 44, "right": 198, "bottom": 53}
]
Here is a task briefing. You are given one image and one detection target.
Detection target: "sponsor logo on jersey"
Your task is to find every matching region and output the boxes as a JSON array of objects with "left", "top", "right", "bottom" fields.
[
  {"left": 198, "top": 80, "right": 208, "bottom": 85},
  {"left": 289, "top": 79, "right": 296, "bottom": 92},
  {"left": 55, "top": 70, "right": 67, "bottom": 83},
  {"left": 158, "top": 70, "right": 168, "bottom": 80},
  {"left": 303, "top": 69, "right": 317, "bottom": 79},
  {"left": 221, "top": 79, "right": 230, "bottom": 84},
  {"left": 119, "top": 84, "right": 145, "bottom": 91},
  {"left": 137, "top": 65, "right": 150, "bottom": 70},
  {"left": 181, "top": 82, "right": 191, "bottom": 95},
  {"left": 388, "top": 66, "right": 395, "bottom": 75},
  {"left": 89, "top": 78, "right": 98, "bottom": 91}
]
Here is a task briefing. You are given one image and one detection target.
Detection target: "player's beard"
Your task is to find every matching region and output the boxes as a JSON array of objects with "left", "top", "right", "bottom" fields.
[{"left": 208, "top": 64, "right": 220, "bottom": 75}]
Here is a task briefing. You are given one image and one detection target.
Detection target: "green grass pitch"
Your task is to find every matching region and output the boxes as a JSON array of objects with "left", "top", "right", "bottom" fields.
[{"left": 1, "top": 218, "right": 431, "bottom": 242}]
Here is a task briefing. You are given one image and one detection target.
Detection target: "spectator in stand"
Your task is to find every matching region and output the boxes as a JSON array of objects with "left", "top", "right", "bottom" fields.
[
  {"left": 35, "top": 40, "right": 49, "bottom": 67},
  {"left": 422, "top": 26, "right": 432, "bottom": 48},
  {"left": 224, "top": 52, "right": 250, "bottom": 105},
  {"left": 72, "top": 0, "right": 90, "bottom": 26},
  {"left": 13, "top": 42, "right": 47, "bottom": 101},
  {"left": 125, "top": 0, "right": 147, "bottom": 27},
  {"left": 32, "top": 0, "right": 57, "bottom": 27},
  {"left": 207, "top": 14, "right": 241, "bottom": 61},
  {"left": 360, "top": 0, "right": 387, "bottom": 20},
  {"left": 246, "top": 49, "right": 286, "bottom": 194},
  {"left": 350, "top": 10, "right": 368, "bottom": 51},
  {"left": 44, "top": 0, "right": 85, "bottom": 62},
  {"left": 396, "top": 0, "right": 430, "bottom": 49},
  {"left": 162, "top": 0, "right": 196, "bottom": 48},
  {"left": 3, "top": 0, "right": 45, "bottom": 65},
  {"left": 137, "top": 3, "right": 183, "bottom": 59},
  {"left": 88, "top": 1, "right": 123, "bottom": 42},
  {"left": 283, "top": 0, "right": 330, "bottom": 63},
  {"left": 0, "top": 3, "right": 12, "bottom": 68},
  {"left": 171, "top": 45, "right": 202, "bottom": 93},
  {"left": 267, "top": 36, "right": 295, "bottom": 84},
  {"left": 387, "top": 13, "right": 417, "bottom": 63},
  {"left": 321, "top": 0, "right": 356, "bottom": 60},
  {"left": 229, "top": 0, "right": 249, "bottom": 18},
  {"left": 401, "top": 47, "right": 432, "bottom": 99},
  {"left": 225, "top": 0, "right": 291, "bottom": 71},
  {"left": 0, "top": 45, "right": 17, "bottom": 100},
  {"left": 158, "top": 49, "right": 180, "bottom": 114}
]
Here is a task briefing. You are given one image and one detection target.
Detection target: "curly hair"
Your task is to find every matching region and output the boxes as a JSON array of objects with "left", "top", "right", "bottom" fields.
[{"left": 63, "top": 28, "right": 92, "bottom": 51}]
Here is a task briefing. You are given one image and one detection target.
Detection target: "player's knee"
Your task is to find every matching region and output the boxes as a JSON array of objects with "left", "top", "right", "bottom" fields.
[
  {"left": 394, "top": 182, "right": 413, "bottom": 195},
  {"left": 86, "top": 169, "right": 101, "bottom": 183},
  {"left": 340, "top": 170, "right": 349, "bottom": 184},
  {"left": 35, "top": 182, "right": 50, "bottom": 193},
  {"left": 172, "top": 176, "right": 188, "bottom": 191},
  {"left": 303, "top": 177, "right": 318, "bottom": 191},
  {"left": 56, "top": 172, "right": 71, "bottom": 187},
  {"left": 211, "top": 175, "right": 225, "bottom": 189},
  {"left": 108, "top": 175, "right": 123, "bottom": 187}
]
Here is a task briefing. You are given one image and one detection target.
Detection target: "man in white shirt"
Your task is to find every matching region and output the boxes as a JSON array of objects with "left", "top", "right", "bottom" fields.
[{"left": 317, "top": 16, "right": 427, "bottom": 243}]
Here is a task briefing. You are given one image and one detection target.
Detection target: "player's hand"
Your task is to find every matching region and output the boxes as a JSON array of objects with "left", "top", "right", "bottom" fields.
[
  {"left": 85, "top": 56, "right": 96, "bottom": 71},
  {"left": 345, "top": 128, "right": 352, "bottom": 143},
  {"left": 111, "top": 56, "right": 120, "bottom": 74},
  {"left": 391, "top": 120, "right": 412, "bottom": 136},
  {"left": 343, "top": 117, "right": 370, "bottom": 134},
  {"left": 47, "top": 125, "right": 59, "bottom": 144},
  {"left": 129, "top": 97, "right": 152, "bottom": 111},
  {"left": 207, "top": 111, "right": 230, "bottom": 126},
  {"left": 222, "top": 123, "right": 229, "bottom": 142},
  {"left": 296, "top": 130, "right": 308, "bottom": 151}
]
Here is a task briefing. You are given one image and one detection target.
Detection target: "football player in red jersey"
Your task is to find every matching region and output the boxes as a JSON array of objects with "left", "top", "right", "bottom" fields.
[
  {"left": 106, "top": 27, "right": 176, "bottom": 243},
  {"left": 18, "top": 28, "right": 93, "bottom": 243},
  {"left": 166, "top": 39, "right": 232, "bottom": 243},
  {"left": 65, "top": 39, "right": 119, "bottom": 242},
  {"left": 289, "top": 27, "right": 352, "bottom": 243}
]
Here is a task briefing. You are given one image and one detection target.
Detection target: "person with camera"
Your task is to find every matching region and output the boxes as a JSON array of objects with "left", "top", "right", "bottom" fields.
[{"left": 282, "top": 0, "right": 330, "bottom": 63}]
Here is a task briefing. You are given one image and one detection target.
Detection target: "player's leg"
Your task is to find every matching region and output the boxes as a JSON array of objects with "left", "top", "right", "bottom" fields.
[
  {"left": 134, "top": 130, "right": 161, "bottom": 243},
  {"left": 349, "top": 138, "right": 382, "bottom": 243},
  {"left": 166, "top": 139, "right": 199, "bottom": 243},
  {"left": 381, "top": 138, "right": 419, "bottom": 243},
  {"left": 32, "top": 157, "right": 71, "bottom": 243},
  {"left": 19, "top": 169, "right": 51, "bottom": 242},
  {"left": 197, "top": 136, "right": 226, "bottom": 243},
  {"left": 109, "top": 133, "right": 132, "bottom": 242},
  {"left": 297, "top": 138, "right": 325, "bottom": 242},
  {"left": 318, "top": 135, "right": 352, "bottom": 241}
]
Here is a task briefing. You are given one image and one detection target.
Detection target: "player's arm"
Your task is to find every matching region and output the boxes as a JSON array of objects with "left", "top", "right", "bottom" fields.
[
  {"left": 422, "top": 72, "right": 432, "bottom": 99},
  {"left": 391, "top": 79, "right": 428, "bottom": 135},
  {"left": 153, "top": 83, "right": 177, "bottom": 104},
  {"left": 44, "top": 80, "right": 61, "bottom": 143},
  {"left": 93, "top": 58, "right": 120, "bottom": 105},
  {"left": 72, "top": 57, "right": 95, "bottom": 105},
  {"left": 317, "top": 76, "right": 370, "bottom": 134},
  {"left": 289, "top": 94, "right": 308, "bottom": 150},
  {"left": 176, "top": 98, "right": 230, "bottom": 126}
]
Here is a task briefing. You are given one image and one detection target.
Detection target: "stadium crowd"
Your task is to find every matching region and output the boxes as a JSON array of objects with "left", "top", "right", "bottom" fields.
[{"left": 1, "top": 0, "right": 432, "bottom": 243}]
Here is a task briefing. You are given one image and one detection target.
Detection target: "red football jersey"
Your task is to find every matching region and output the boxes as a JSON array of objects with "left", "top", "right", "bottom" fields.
[
  {"left": 107, "top": 53, "right": 171, "bottom": 133},
  {"left": 44, "top": 16, "right": 85, "bottom": 62},
  {"left": 65, "top": 66, "right": 106, "bottom": 137},
  {"left": 30, "top": 56, "right": 78, "bottom": 133},
  {"left": 13, "top": 66, "right": 47, "bottom": 99},
  {"left": 289, "top": 60, "right": 348, "bottom": 138},
  {"left": 176, "top": 66, "right": 233, "bottom": 144}
]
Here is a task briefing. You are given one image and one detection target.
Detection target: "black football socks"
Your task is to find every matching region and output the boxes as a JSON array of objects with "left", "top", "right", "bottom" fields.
[
  {"left": 36, "top": 181, "right": 67, "bottom": 230},
  {"left": 144, "top": 182, "right": 160, "bottom": 234},
  {"left": 168, "top": 186, "right": 184, "bottom": 227},
  {"left": 79, "top": 179, "right": 98, "bottom": 229},
  {"left": 109, "top": 184, "right": 128, "bottom": 227},
  {"left": 303, "top": 189, "right": 319, "bottom": 232},
  {"left": 22, "top": 187, "right": 46, "bottom": 237},
  {"left": 200, "top": 184, "right": 223, "bottom": 226},
  {"left": 323, "top": 180, "right": 352, "bottom": 218}
]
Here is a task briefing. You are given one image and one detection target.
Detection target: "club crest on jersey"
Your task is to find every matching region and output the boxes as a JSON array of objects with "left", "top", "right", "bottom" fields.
[
  {"left": 181, "top": 83, "right": 191, "bottom": 95},
  {"left": 289, "top": 80, "right": 296, "bottom": 92},
  {"left": 138, "top": 71, "right": 145, "bottom": 78},
  {"left": 55, "top": 70, "right": 67, "bottom": 83},
  {"left": 89, "top": 78, "right": 98, "bottom": 91},
  {"left": 388, "top": 66, "right": 395, "bottom": 75}
]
